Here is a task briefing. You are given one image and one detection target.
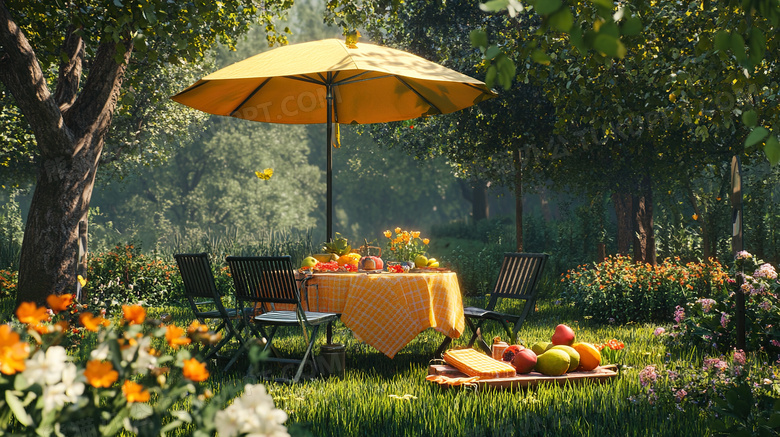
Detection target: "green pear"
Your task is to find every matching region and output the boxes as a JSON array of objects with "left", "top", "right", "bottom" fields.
[
  {"left": 530, "top": 341, "right": 553, "bottom": 355},
  {"left": 551, "top": 345, "right": 581, "bottom": 372}
]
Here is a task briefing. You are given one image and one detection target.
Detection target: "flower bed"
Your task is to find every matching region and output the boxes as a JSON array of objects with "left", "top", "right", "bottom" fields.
[{"left": 561, "top": 255, "right": 728, "bottom": 323}]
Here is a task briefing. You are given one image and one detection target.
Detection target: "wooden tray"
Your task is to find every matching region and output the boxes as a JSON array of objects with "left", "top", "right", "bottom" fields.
[{"left": 428, "top": 363, "right": 619, "bottom": 390}]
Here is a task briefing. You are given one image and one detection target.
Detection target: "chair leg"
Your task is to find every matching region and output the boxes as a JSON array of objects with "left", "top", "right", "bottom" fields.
[
  {"left": 293, "top": 325, "right": 320, "bottom": 383},
  {"left": 465, "top": 319, "right": 492, "bottom": 354},
  {"left": 435, "top": 336, "right": 452, "bottom": 357}
]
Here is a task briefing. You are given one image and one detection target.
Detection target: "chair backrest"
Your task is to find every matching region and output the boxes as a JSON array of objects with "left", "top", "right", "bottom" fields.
[
  {"left": 174, "top": 252, "right": 231, "bottom": 317},
  {"left": 487, "top": 253, "right": 548, "bottom": 308},
  {"left": 226, "top": 256, "right": 300, "bottom": 307}
]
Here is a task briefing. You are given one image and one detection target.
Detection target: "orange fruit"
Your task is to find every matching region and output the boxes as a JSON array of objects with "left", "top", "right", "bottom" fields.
[
  {"left": 572, "top": 342, "right": 601, "bottom": 371},
  {"left": 337, "top": 253, "right": 361, "bottom": 266}
]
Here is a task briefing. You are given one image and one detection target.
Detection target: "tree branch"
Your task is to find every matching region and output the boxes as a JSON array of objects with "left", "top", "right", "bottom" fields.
[
  {"left": 0, "top": 0, "right": 73, "bottom": 157},
  {"left": 54, "top": 25, "right": 84, "bottom": 112},
  {"left": 65, "top": 31, "right": 133, "bottom": 140}
]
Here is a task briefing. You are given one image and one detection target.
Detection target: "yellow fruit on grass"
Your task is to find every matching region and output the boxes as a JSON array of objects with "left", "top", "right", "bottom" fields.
[
  {"left": 414, "top": 255, "right": 428, "bottom": 268},
  {"left": 572, "top": 342, "right": 601, "bottom": 371},
  {"left": 534, "top": 349, "right": 570, "bottom": 376},
  {"left": 550, "top": 345, "right": 580, "bottom": 372}
]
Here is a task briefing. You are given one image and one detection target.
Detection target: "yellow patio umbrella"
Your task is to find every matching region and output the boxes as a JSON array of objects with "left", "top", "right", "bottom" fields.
[{"left": 171, "top": 38, "right": 496, "bottom": 239}]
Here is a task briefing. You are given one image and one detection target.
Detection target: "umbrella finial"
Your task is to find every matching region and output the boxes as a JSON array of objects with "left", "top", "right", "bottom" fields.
[{"left": 345, "top": 30, "right": 361, "bottom": 49}]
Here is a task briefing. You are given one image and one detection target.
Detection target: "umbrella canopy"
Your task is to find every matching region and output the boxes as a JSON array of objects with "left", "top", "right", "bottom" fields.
[{"left": 172, "top": 38, "right": 497, "bottom": 239}]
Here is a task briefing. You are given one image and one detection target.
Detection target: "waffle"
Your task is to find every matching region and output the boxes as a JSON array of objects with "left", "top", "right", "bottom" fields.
[{"left": 442, "top": 348, "right": 516, "bottom": 379}]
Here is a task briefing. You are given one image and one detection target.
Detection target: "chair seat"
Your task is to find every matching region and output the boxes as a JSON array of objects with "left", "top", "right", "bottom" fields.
[
  {"left": 464, "top": 306, "right": 519, "bottom": 322},
  {"left": 254, "top": 310, "right": 338, "bottom": 326},
  {"left": 195, "top": 307, "right": 254, "bottom": 319}
]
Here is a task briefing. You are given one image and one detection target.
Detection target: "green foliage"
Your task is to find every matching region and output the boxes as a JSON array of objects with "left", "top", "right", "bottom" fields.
[
  {"left": 84, "top": 244, "right": 183, "bottom": 311},
  {"left": 0, "top": 192, "right": 23, "bottom": 270},
  {"left": 561, "top": 256, "right": 729, "bottom": 324}
]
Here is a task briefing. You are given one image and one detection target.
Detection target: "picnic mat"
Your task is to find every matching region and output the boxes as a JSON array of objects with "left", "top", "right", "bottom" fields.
[{"left": 293, "top": 272, "right": 464, "bottom": 358}]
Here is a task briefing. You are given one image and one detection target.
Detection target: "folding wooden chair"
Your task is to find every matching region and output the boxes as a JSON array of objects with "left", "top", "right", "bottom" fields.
[
  {"left": 437, "top": 253, "right": 549, "bottom": 356},
  {"left": 174, "top": 253, "right": 249, "bottom": 369},
  {"left": 226, "top": 255, "right": 339, "bottom": 382}
]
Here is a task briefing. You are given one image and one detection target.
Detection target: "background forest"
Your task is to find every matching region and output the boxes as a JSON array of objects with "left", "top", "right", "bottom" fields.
[{"left": 0, "top": 0, "right": 779, "bottom": 279}]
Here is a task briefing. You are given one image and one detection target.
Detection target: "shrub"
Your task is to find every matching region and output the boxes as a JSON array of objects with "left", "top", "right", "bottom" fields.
[
  {"left": 664, "top": 251, "right": 780, "bottom": 355},
  {"left": 0, "top": 295, "right": 288, "bottom": 436},
  {"left": 84, "top": 244, "right": 183, "bottom": 311},
  {"left": 561, "top": 255, "right": 728, "bottom": 323},
  {"left": 634, "top": 350, "right": 780, "bottom": 436},
  {"left": 0, "top": 269, "right": 17, "bottom": 299}
]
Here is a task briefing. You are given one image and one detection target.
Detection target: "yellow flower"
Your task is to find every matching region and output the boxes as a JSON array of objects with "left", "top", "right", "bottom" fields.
[
  {"left": 0, "top": 324, "right": 29, "bottom": 375},
  {"left": 122, "top": 380, "right": 150, "bottom": 403},
  {"left": 122, "top": 305, "right": 146, "bottom": 325},
  {"left": 165, "top": 325, "right": 191, "bottom": 349},
  {"left": 16, "top": 301, "right": 50, "bottom": 325},
  {"left": 411, "top": 231, "right": 420, "bottom": 239},
  {"left": 423, "top": 238, "right": 430, "bottom": 245},
  {"left": 384, "top": 230, "right": 392, "bottom": 238},
  {"left": 79, "top": 312, "right": 110, "bottom": 332},
  {"left": 46, "top": 294, "right": 74, "bottom": 313},
  {"left": 394, "top": 227, "right": 402, "bottom": 234},
  {"left": 182, "top": 358, "right": 209, "bottom": 382},
  {"left": 187, "top": 320, "right": 209, "bottom": 334},
  {"left": 85, "top": 360, "right": 119, "bottom": 388}
]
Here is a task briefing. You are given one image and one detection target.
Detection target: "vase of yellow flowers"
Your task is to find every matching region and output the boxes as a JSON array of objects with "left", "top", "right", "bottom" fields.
[{"left": 383, "top": 227, "right": 430, "bottom": 265}]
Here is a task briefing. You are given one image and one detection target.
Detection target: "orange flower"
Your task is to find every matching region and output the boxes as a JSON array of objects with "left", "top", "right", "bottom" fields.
[
  {"left": 79, "top": 312, "right": 110, "bottom": 332},
  {"left": 46, "top": 294, "right": 74, "bottom": 313},
  {"left": 122, "top": 305, "right": 146, "bottom": 324},
  {"left": 411, "top": 231, "right": 420, "bottom": 239},
  {"left": 122, "top": 380, "right": 150, "bottom": 403},
  {"left": 423, "top": 238, "right": 430, "bottom": 245},
  {"left": 165, "top": 325, "right": 191, "bottom": 349},
  {"left": 84, "top": 360, "right": 119, "bottom": 388},
  {"left": 187, "top": 320, "right": 209, "bottom": 335},
  {"left": 394, "top": 227, "right": 402, "bottom": 234},
  {"left": 182, "top": 358, "right": 209, "bottom": 382},
  {"left": 0, "top": 324, "right": 29, "bottom": 375},
  {"left": 383, "top": 230, "right": 392, "bottom": 238},
  {"left": 16, "top": 301, "right": 50, "bottom": 325},
  {"left": 30, "top": 323, "right": 52, "bottom": 335}
]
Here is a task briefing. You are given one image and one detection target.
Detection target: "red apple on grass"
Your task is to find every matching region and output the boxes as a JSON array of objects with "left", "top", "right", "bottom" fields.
[
  {"left": 510, "top": 348, "right": 538, "bottom": 374},
  {"left": 551, "top": 324, "right": 576, "bottom": 346}
]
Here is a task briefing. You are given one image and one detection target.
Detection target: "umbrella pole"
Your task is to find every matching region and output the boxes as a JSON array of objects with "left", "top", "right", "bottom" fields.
[{"left": 326, "top": 80, "right": 333, "bottom": 241}]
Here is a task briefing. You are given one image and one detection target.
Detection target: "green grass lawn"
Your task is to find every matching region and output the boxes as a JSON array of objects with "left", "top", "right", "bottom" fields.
[
  {"left": 0, "top": 296, "right": 717, "bottom": 436},
  {"left": 153, "top": 298, "right": 709, "bottom": 437}
]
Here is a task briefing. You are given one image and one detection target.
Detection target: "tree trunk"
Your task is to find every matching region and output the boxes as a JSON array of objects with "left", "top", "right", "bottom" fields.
[
  {"left": 0, "top": 6, "right": 132, "bottom": 304},
  {"left": 18, "top": 138, "right": 102, "bottom": 303},
  {"left": 514, "top": 146, "right": 523, "bottom": 252},
  {"left": 611, "top": 191, "right": 634, "bottom": 255},
  {"left": 633, "top": 175, "right": 656, "bottom": 265}
]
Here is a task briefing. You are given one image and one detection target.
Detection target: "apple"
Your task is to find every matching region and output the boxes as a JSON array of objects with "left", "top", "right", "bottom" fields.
[
  {"left": 301, "top": 256, "right": 318, "bottom": 269},
  {"left": 414, "top": 255, "right": 428, "bottom": 268},
  {"left": 511, "top": 348, "right": 538, "bottom": 374},
  {"left": 551, "top": 324, "right": 576, "bottom": 346}
]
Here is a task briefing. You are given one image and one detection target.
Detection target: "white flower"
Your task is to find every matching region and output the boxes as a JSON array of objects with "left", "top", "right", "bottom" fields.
[
  {"left": 41, "top": 363, "right": 84, "bottom": 411},
  {"left": 121, "top": 336, "right": 157, "bottom": 375},
  {"left": 215, "top": 384, "right": 289, "bottom": 437},
  {"left": 90, "top": 342, "right": 110, "bottom": 361},
  {"left": 23, "top": 346, "right": 68, "bottom": 386}
]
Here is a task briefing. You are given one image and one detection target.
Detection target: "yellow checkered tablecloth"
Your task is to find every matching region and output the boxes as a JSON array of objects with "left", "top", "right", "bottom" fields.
[{"left": 296, "top": 272, "right": 464, "bottom": 358}]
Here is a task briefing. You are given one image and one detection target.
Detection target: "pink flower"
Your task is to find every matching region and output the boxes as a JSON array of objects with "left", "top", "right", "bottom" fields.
[
  {"left": 771, "top": 340, "right": 780, "bottom": 348},
  {"left": 760, "top": 301, "right": 772, "bottom": 311},
  {"left": 674, "top": 306, "right": 685, "bottom": 324},
  {"left": 674, "top": 389, "right": 687, "bottom": 402},
  {"left": 733, "top": 349, "right": 746, "bottom": 366},
  {"left": 639, "top": 365, "right": 658, "bottom": 387},
  {"left": 696, "top": 298, "right": 716, "bottom": 313},
  {"left": 721, "top": 312, "right": 730, "bottom": 329},
  {"left": 653, "top": 327, "right": 666, "bottom": 336},
  {"left": 703, "top": 358, "right": 728, "bottom": 372},
  {"left": 754, "top": 263, "right": 778, "bottom": 280}
]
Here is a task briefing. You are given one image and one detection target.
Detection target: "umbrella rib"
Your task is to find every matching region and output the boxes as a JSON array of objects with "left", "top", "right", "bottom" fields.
[
  {"left": 337, "top": 74, "right": 395, "bottom": 86},
  {"left": 288, "top": 75, "right": 326, "bottom": 85},
  {"left": 463, "top": 82, "right": 494, "bottom": 95},
  {"left": 394, "top": 76, "right": 442, "bottom": 114},
  {"left": 229, "top": 77, "right": 272, "bottom": 116},
  {"left": 172, "top": 80, "right": 209, "bottom": 98}
]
